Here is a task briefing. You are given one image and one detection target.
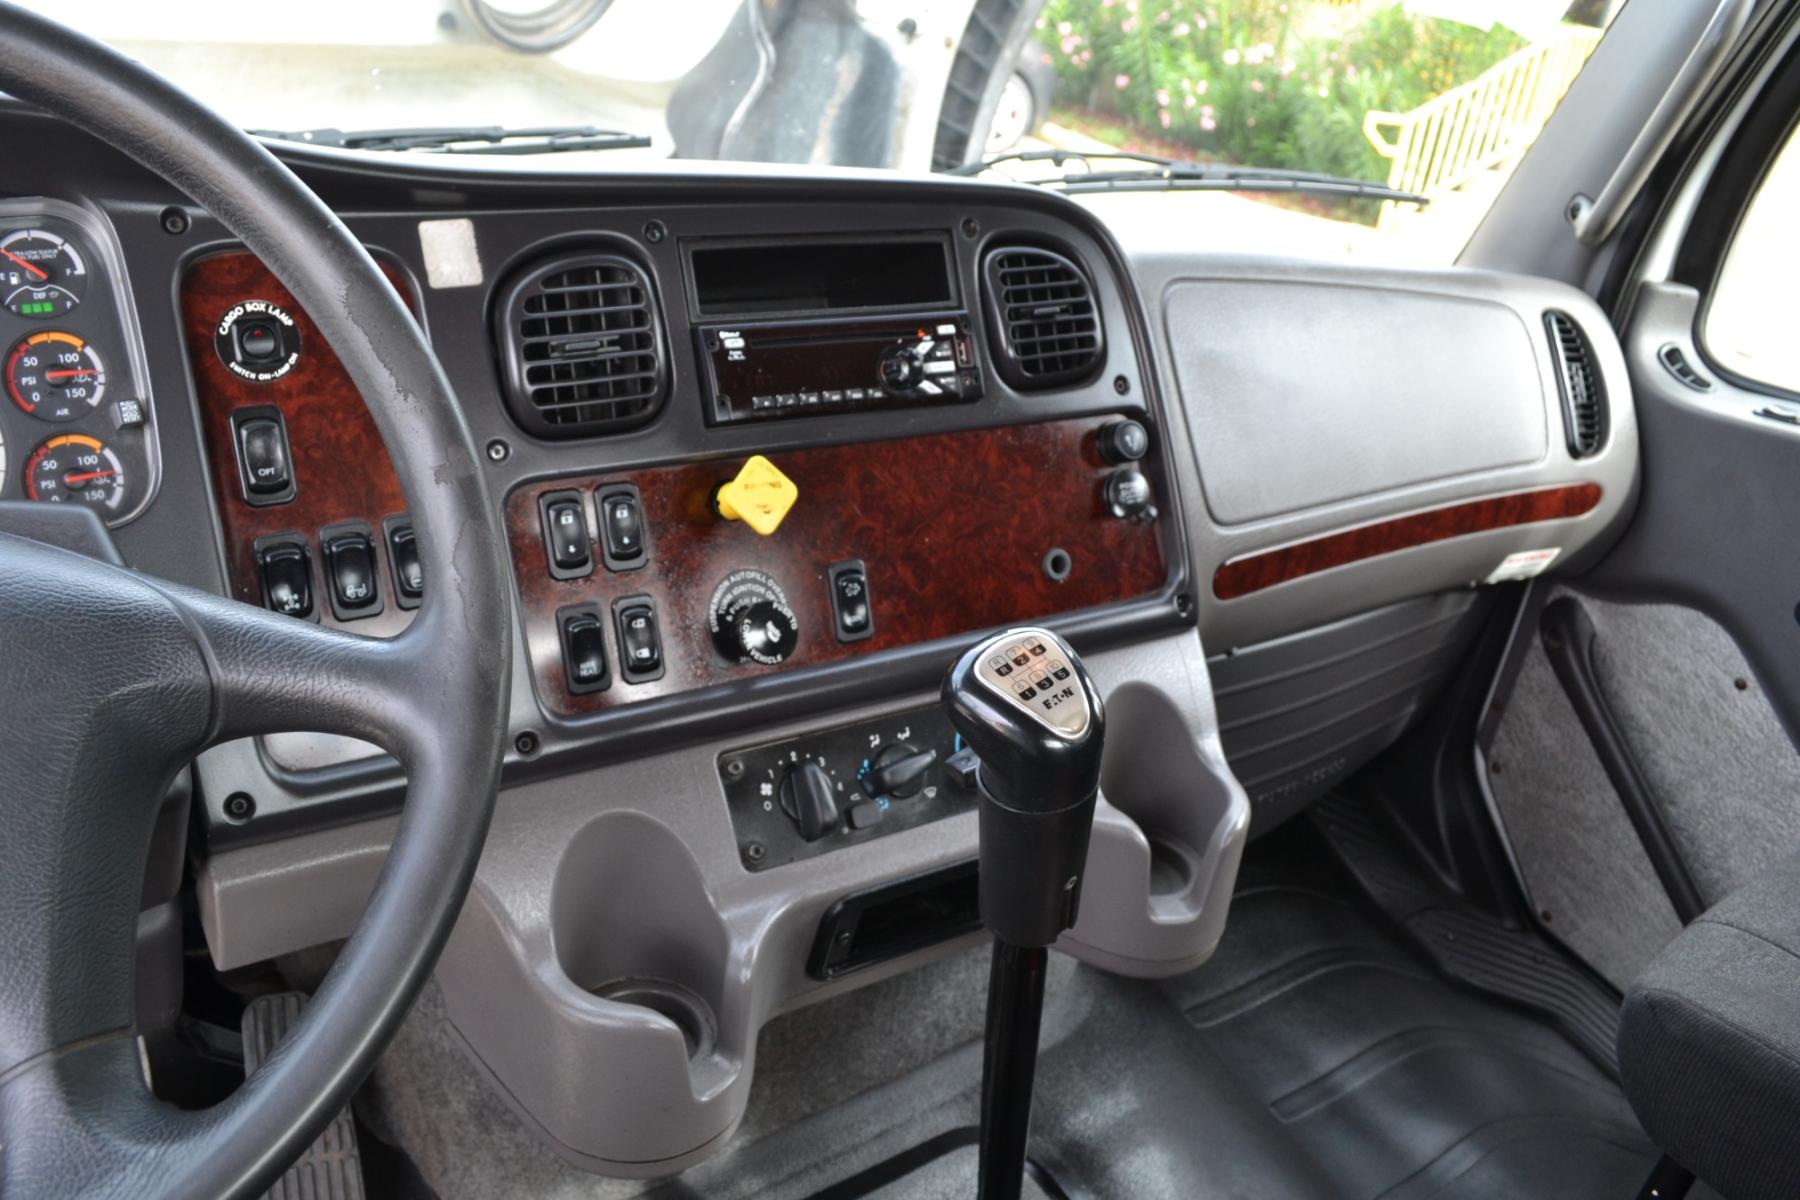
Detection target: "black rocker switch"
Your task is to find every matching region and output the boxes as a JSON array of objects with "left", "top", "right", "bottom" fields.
[
  {"left": 615, "top": 601, "right": 662, "bottom": 677},
  {"left": 599, "top": 489, "right": 645, "bottom": 565},
  {"left": 829, "top": 559, "right": 873, "bottom": 642},
  {"left": 561, "top": 609, "right": 609, "bottom": 694},
  {"left": 325, "top": 533, "right": 379, "bottom": 615},
  {"left": 388, "top": 524, "right": 424, "bottom": 605},
  {"left": 236, "top": 417, "right": 291, "bottom": 496},
  {"left": 543, "top": 498, "right": 591, "bottom": 575},
  {"left": 260, "top": 542, "right": 312, "bottom": 618}
]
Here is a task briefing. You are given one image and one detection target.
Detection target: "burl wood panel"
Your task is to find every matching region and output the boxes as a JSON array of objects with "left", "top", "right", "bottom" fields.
[
  {"left": 508, "top": 417, "right": 1169, "bottom": 716},
  {"left": 181, "top": 251, "right": 415, "bottom": 637},
  {"left": 1212, "top": 483, "right": 1604, "bottom": 600}
]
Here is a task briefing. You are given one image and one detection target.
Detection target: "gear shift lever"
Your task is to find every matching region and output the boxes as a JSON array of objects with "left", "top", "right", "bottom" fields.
[{"left": 944, "top": 627, "right": 1104, "bottom": 1200}]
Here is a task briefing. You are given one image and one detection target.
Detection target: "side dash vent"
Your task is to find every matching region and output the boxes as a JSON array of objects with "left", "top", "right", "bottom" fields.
[
  {"left": 981, "top": 246, "right": 1104, "bottom": 389},
  {"left": 495, "top": 253, "right": 666, "bottom": 438},
  {"left": 1545, "top": 311, "right": 1606, "bottom": 458}
]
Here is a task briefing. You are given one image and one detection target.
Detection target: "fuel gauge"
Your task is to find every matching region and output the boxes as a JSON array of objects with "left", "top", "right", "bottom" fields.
[
  {"left": 1, "top": 229, "right": 86, "bottom": 318},
  {"left": 24, "top": 433, "right": 126, "bottom": 512}
]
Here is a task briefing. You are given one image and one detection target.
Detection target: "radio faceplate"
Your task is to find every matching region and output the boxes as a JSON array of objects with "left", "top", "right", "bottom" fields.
[{"left": 699, "top": 312, "right": 983, "bottom": 424}]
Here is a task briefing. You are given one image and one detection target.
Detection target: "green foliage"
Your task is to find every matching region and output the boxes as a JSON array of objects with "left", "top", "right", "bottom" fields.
[{"left": 1034, "top": 0, "right": 1527, "bottom": 183}]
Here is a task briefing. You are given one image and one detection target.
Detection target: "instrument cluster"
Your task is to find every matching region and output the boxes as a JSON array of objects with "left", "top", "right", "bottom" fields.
[{"left": 0, "top": 199, "right": 157, "bottom": 523}]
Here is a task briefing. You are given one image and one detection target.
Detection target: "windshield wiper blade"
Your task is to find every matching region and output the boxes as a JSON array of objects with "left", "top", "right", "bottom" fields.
[
  {"left": 252, "top": 124, "right": 653, "bottom": 155},
  {"left": 952, "top": 149, "right": 1427, "bottom": 207}
]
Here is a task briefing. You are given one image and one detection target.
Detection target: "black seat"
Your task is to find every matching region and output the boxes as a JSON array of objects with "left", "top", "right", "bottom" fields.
[{"left": 1618, "top": 852, "right": 1800, "bottom": 1200}]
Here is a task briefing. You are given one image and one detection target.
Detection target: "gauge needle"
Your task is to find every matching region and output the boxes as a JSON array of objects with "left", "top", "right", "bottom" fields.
[
  {"left": 62, "top": 470, "right": 115, "bottom": 485},
  {"left": 1, "top": 248, "right": 48, "bottom": 280},
  {"left": 45, "top": 369, "right": 96, "bottom": 380}
]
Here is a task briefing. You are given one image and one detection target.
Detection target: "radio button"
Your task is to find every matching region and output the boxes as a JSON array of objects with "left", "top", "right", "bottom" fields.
[
  {"left": 801, "top": 391, "right": 821, "bottom": 405},
  {"left": 777, "top": 393, "right": 799, "bottom": 407},
  {"left": 823, "top": 390, "right": 845, "bottom": 403},
  {"left": 752, "top": 395, "right": 775, "bottom": 411},
  {"left": 846, "top": 387, "right": 869, "bottom": 401}
]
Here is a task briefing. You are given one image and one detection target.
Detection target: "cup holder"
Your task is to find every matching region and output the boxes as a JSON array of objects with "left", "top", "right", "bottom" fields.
[
  {"left": 1146, "top": 834, "right": 1199, "bottom": 897},
  {"left": 590, "top": 977, "right": 718, "bottom": 1061}
]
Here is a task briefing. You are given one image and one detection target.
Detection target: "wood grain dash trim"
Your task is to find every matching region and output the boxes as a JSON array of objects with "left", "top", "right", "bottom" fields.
[{"left": 1212, "top": 483, "right": 1603, "bottom": 600}]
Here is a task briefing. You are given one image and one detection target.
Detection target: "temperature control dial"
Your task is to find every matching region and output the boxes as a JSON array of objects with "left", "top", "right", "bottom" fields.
[{"left": 709, "top": 568, "right": 800, "bottom": 665}]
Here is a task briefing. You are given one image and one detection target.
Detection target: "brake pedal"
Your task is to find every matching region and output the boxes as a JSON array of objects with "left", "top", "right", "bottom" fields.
[{"left": 242, "top": 992, "right": 367, "bottom": 1200}]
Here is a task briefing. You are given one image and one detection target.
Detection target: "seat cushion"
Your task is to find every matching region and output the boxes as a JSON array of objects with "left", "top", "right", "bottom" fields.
[{"left": 1618, "top": 852, "right": 1800, "bottom": 1200}]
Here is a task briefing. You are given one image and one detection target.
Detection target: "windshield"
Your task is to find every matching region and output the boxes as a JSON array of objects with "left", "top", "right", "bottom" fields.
[{"left": 29, "top": 0, "right": 1620, "bottom": 263}]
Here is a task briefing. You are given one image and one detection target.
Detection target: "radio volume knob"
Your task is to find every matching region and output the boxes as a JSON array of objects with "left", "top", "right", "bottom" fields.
[{"left": 877, "top": 344, "right": 925, "bottom": 394}]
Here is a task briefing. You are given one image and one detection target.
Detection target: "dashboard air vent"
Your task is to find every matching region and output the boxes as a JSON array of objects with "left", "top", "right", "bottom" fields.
[
  {"left": 981, "top": 246, "right": 1104, "bottom": 389},
  {"left": 1545, "top": 311, "right": 1606, "bottom": 458},
  {"left": 495, "top": 253, "right": 666, "bottom": 438}
]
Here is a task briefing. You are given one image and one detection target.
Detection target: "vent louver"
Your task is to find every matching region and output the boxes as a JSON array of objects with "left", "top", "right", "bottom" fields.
[
  {"left": 1545, "top": 311, "right": 1606, "bottom": 458},
  {"left": 495, "top": 253, "right": 666, "bottom": 438},
  {"left": 981, "top": 246, "right": 1104, "bottom": 389}
]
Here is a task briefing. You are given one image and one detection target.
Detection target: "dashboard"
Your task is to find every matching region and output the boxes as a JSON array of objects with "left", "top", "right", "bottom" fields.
[{"left": 2, "top": 110, "right": 1191, "bottom": 860}]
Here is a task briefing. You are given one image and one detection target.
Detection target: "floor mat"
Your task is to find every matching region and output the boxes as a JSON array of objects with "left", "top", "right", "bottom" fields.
[
  {"left": 363, "top": 824, "right": 1667, "bottom": 1199},
  {"left": 1162, "top": 823, "right": 1658, "bottom": 1200}
]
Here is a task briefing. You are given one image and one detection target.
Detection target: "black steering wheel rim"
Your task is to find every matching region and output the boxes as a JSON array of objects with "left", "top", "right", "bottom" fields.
[{"left": 0, "top": 6, "right": 510, "bottom": 1198}]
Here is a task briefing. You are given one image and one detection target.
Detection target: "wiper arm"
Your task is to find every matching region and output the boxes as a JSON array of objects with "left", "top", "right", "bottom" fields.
[
  {"left": 952, "top": 149, "right": 1427, "bottom": 207},
  {"left": 252, "top": 124, "right": 653, "bottom": 155}
]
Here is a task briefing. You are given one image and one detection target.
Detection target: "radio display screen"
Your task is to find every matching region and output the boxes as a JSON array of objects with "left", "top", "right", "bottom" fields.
[{"left": 690, "top": 236, "right": 954, "bottom": 315}]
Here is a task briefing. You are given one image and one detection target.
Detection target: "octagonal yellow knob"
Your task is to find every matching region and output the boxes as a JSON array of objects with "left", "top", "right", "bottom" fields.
[{"left": 716, "top": 454, "right": 798, "bottom": 536}]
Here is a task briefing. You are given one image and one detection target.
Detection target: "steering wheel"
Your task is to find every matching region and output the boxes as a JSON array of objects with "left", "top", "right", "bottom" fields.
[{"left": 0, "top": 7, "right": 510, "bottom": 1198}]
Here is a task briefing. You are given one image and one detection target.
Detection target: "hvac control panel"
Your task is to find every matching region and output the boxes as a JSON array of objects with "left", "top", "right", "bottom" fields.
[{"left": 718, "top": 703, "right": 981, "bottom": 871}]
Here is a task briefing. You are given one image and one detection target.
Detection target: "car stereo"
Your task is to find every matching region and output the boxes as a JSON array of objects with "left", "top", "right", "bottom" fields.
[{"left": 699, "top": 312, "right": 984, "bottom": 424}]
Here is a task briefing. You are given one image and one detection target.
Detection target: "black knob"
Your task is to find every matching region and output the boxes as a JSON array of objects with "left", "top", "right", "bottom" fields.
[
  {"left": 877, "top": 344, "right": 924, "bottom": 393},
  {"left": 780, "top": 761, "right": 839, "bottom": 841},
  {"left": 714, "top": 598, "right": 799, "bottom": 664},
  {"left": 864, "top": 743, "right": 938, "bottom": 799},
  {"left": 1098, "top": 419, "right": 1149, "bottom": 464},
  {"left": 1104, "top": 468, "right": 1155, "bottom": 521}
]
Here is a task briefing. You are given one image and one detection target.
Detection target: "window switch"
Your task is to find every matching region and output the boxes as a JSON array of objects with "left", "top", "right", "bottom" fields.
[
  {"left": 325, "top": 533, "right": 380, "bottom": 617},
  {"left": 542, "top": 496, "right": 592, "bottom": 577},
  {"left": 388, "top": 523, "right": 424, "bottom": 607},
  {"left": 598, "top": 486, "right": 647, "bottom": 570},
  {"left": 615, "top": 600, "right": 664, "bottom": 682},
  {"left": 561, "top": 608, "right": 609, "bottom": 694},
  {"left": 829, "top": 560, "right": 873, "bottom": 642},
  {"left": 259, "top": 542, "right": 312, "bottom": 619}
]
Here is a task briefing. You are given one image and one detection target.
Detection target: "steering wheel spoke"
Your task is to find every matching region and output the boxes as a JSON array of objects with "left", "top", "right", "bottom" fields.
[{"left": 167, "top": 581, "right": 431, "bottom": 760}]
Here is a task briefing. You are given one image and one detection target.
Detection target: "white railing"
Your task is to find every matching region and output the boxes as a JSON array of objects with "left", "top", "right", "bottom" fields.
[{"left": 1363, "top": 25, "right": 1603, "bottom": 228}]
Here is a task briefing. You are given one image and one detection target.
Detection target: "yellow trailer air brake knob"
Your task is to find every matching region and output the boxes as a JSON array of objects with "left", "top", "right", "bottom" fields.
[{"left": 715, "top": 454, "right": 798, "bottom": 536}]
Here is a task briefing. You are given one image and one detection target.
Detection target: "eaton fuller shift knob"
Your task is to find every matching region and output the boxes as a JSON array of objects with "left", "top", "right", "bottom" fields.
[{"left": 943, "top": 627, "right": 1105, "bottom": 949}]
